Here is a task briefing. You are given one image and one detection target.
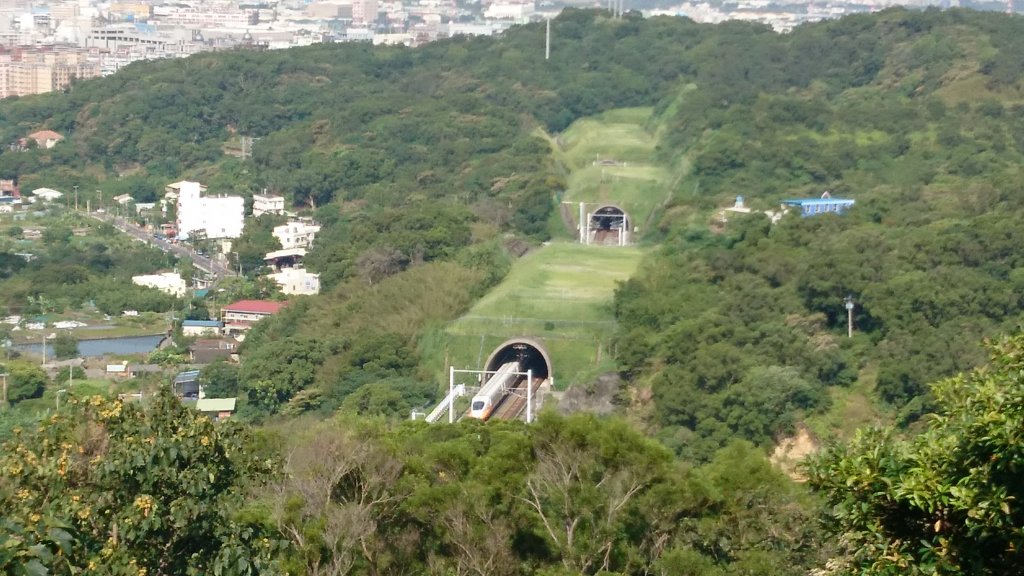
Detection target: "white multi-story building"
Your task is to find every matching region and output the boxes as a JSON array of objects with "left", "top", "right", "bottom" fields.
[
  {"left": 273, "top": 220, "right": 320, "bottom": 250},
  {"left": 269, "top": 267, "right": 320, "bottom": 295},
  {"left": 132, "top": 272, "right": 187, "bottom": 297},
  {"left": 252, "top": 194, "right": 285, "bottom": 217},
  {"left": 152, "top": 5, "right": 260, "bottom": 28},
  {"left": 175, "top": 181, "right": 244, "bottom": 241},
  {"left": 483, "top": 2, "right": 535, "bottom": 20}
]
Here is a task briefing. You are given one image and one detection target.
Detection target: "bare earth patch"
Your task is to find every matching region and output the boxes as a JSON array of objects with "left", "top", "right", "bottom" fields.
[{"left": 771, "top": 426, "right": 819, "bottom": 482}]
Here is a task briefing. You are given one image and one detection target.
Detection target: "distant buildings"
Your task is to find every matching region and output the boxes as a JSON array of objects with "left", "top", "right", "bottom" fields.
[
  {"left": 0, "top": 49, "right": 100, "bottom": 99},
  {"left": 268, "top": 267, "right": 321, "bottom": 295},
  {"left": 781, "top": 191, "right": 855, "bottom": 217},
  {"left": 175, "top": 180, "right": 244, "bottom": 241},
  {"left": 221, "top": 299, "right": 285, "bottom": 332},
  {"left": 253, "top": 193, "right": 285, "bottom": 217},
  {"left": 132, "top": 272, "right": 187, "bottom": 297},
  {"left": 31, "top": 187, "right": 63, "bottom": 202},
  {"left": 181, "top": 319, "right": 224, "bottom": 337},
  {"left": 273, "top": 219, "right": 320, "bottom": 250},
  {"left": 24, "top": 130, "right": 64, "bottom": 149}
]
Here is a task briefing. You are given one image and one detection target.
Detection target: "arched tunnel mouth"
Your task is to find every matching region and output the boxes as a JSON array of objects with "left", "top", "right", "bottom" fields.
[
  {"left": 484, "top": 338, "right": 552, "bottom": 382},
  {"left": 591, "top": 205, "right": 629, "bottom": 231}
]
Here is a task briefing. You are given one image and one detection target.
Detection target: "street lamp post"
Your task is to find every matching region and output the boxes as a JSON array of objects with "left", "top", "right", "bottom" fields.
[{"left": 844, "top": 295, "right": 855, "bottom": 338}]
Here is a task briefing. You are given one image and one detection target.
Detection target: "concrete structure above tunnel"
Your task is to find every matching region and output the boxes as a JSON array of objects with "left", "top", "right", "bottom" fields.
[
  {"left": 578, "top": 203, "right": 631, "bottom": 246},
  {"left": 484, "top": 338, "right": 553, "bottom": 387}
]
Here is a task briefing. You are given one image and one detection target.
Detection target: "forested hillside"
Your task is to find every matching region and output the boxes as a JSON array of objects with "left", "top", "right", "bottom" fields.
[
  {"left": 5, "top": 7, "right": 1024, "bottom": 575},
  {"left": 615, "top": 9, "right": 1024, "bottom": 458},
  {"left": 5, "top": 8, "right": 1024, "bottom": 434}
]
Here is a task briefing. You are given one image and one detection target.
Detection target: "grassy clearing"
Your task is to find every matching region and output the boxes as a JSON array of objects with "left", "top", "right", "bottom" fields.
[
  {"left": 559, "top": 108, "right": 658, "bottom": 169},
  {"left": 421, "top": 242, "right": 645, "bottom": 391},
  {"left": 804, "top": 365, "right": 891, "bottom": 442},
  {"left": 548, "top": 107, "right": 673, "bottom": 235}
]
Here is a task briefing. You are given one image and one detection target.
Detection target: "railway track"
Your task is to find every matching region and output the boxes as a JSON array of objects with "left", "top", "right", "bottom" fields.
[{"left": 491, "top": 377, "right": 545, "bottom": 421}]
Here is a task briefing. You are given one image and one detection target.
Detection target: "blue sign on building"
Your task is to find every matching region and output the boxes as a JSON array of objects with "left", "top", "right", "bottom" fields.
[{"left": 781, "top": 191, "right": 855, "bottom": 217}]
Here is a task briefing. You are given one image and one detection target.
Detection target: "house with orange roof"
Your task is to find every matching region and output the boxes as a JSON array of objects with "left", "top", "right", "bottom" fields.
[{"left": 24, "top": 130, "right": 64, "bottom": 149}]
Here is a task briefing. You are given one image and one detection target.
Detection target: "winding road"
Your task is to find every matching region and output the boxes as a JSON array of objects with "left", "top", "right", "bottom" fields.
[{"left": 88, "top": 212, "right": 236, "bottom": 279}]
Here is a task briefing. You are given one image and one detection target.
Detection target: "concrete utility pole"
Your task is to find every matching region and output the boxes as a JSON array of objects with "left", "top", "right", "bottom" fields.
[
  {"left": 1, "top": 373, "right": 7, "bottom": 407},
  {"left": 845, "top": 295, "right": 855, "bottom": 338},
  {"left": 578, "top": 202, "right": 585, "bottom": 244},
  {"left": 73, "top": 185, "right": 79, "bottom": 211},
  {"left": 545, "top": 18, "right": 551, "bottom": 61}
]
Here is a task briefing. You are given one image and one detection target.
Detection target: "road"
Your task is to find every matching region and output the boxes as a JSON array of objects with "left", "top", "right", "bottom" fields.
[{"left": 89, "top": 212, "right": 236, "bottom": 279}]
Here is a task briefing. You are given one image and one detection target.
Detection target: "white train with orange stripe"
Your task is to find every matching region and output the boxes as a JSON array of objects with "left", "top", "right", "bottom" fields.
[{"left": 468, "top": 361, "right": 520, "bottom": 420}]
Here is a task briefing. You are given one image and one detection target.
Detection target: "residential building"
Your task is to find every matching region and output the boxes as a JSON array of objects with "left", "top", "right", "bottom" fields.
[
  {"left": 221, "top": 299, "right": 285, "bottom": 331},
  {"left": 352, "top": 0, "right": 379, "bottom": 24},
  {"left": 189, "top": 339, "right": 236, "bottom": 363},
  {"left": 175, "top": 180, "right": 244, "bottom": 240},
  {"left": 0, "top": 49, "right": 100, "bottom": 99},
  {"left": 127, "top": 364, "right": 162, "bottom": 378},
  {"left": 152, "top": 5, "right": 260, "bottom": 28},
  {"left": 273, "top": 219, "right": 320, "bottom": 250},
  {"left": 31, "top": 187, "right": 62, "bottom": 202},
  {"left": 189, "top": 338, "right": 236, "bottom": 363},
  {"left": 252, "top": 193, "right": 285, "bottom": 216},
  {"left": 165, "top": 180, "right": 207, "bottom": 196},
  {"left": 264, "top": 247, "right": 306, "bottom": 269},
  {"left": 483, "top": 2, "right": 535, "bottom": 20},
  {"left": 106, "top": 362, "right": 129, "bottom": 377},
  {"left": 195, "top": 397, "right": 236, "bottom": 421},
  {"left": 0, "top": 179, "right": 19, "bottom": 199},
  {"left": 174, "top": 369, "right": 201, "bottom": 399},
  {"left": 25, "top": 129, "right": 63, "bottom": 149},
  {"left": 181, "top": 319, "right": 224, "bottom": 337},
  {"left": 112, "top": 193, "right": 133, "bottom": 205},
  {"left": 269, "top": 267, "right": 320, "bottom": 295},
  {"left": 132, "top": 272, "right": 187, "bottom": 297}
]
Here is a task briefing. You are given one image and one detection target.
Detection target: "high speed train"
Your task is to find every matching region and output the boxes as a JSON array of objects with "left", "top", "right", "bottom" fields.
[{"left": 468, "top": 361, "right": 519, "bottom": 420}]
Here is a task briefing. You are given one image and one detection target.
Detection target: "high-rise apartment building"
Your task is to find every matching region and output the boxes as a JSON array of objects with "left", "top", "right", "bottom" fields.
[{"left": 0, "top": 49, "right": 99, "bottom": 99}]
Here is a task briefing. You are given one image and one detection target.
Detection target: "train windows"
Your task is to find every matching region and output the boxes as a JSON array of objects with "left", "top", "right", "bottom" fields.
[{"left": 472, "top": 401, "right": 485, "bottom": 411}]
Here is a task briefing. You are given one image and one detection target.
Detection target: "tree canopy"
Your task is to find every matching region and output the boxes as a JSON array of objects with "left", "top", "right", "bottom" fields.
[{"left": 808, "top": 334, "right": 1024, "bottom": 575}]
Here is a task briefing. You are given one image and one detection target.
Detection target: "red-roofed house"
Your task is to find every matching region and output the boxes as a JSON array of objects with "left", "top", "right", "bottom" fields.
[
  {"left": 0, "top": 180, "right": 19, "bottom": 199},
  {"left": 24, "top": 130, "right": 64, "bottom": 149},
  {"left": 221, "top": 300, "right": 285, "bottom": 332}
]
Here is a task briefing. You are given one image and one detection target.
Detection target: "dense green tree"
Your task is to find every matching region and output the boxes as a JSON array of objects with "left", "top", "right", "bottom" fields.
[
  {"left": 200, "top": 360, "right": 240, "bottom": 398},
  {"left": 51, "top": 332, "right": 78, "bottom": 360},
  {"left": 4, "top": 361, "right": 48, "bottom": 405},
  {"left": 0, "top": 387, "right": 283, "bottom": 574},
  {"left": 808, "top": 333, "right": 1024, "bottom": 575}
]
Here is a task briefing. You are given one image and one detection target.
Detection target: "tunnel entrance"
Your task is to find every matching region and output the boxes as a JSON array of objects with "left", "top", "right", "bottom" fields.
[
  {"left": 484, "top": 338, "right": 552, "bottom": 384},
  {"left": 587, "top": 205, "right": 630, "bottom": 246}
]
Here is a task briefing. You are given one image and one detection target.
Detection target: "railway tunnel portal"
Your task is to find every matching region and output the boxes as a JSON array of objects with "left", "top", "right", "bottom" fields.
[{"left": 484, "top": 338, "right": 552, "bottom": 386}]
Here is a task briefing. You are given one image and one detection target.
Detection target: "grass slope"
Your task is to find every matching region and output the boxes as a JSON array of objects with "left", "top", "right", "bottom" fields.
[
  {"left": 421, "top": 242, "right": 645, "bottom": 391},
  {"left": 545, "top": 107, "right": 673, "bottom": 237},
  {"left": 421, "top": 108, "right": 677, "bottom": 398}
]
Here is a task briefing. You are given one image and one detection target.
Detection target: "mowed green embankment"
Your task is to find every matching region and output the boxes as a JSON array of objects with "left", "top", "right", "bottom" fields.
[
  {"left": 547, "top": 107, "right": 673, "bottom": 236},
  {"left": 420, "top": 242, "right": 645, "bottom": 390},
  {"left": 421, "top": 108, "right": 672, "bottom": 394}
]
